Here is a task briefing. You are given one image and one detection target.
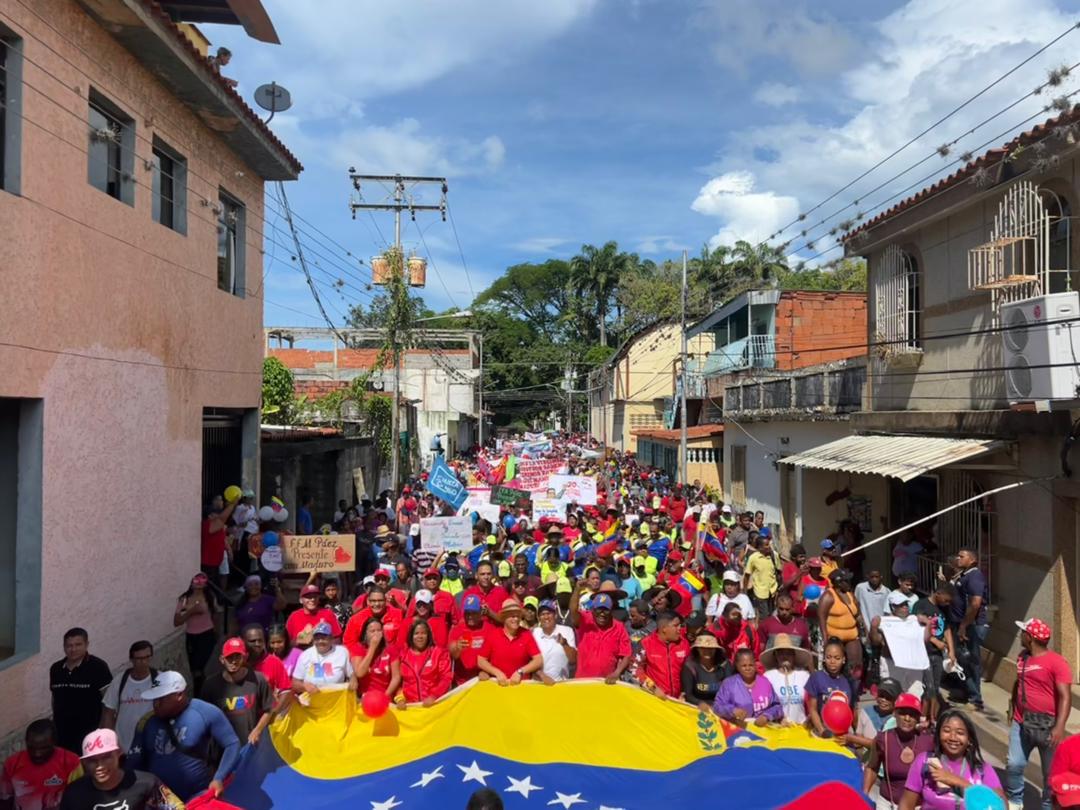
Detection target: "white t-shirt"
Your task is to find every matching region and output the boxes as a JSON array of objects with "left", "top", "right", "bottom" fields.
[
  {"left": 294, "top": 645, "right": 354, "bottom": 685},
  {"left": 102, "top": 671, "right": 155, "bottom": 750},
  {"left": 764, "top": 668, "right": 810, "bottom": 724},
  {"left": 705, "top": 592, "right": 756, "bottom": 620},
  {"left": 532, "top": 625, "right": 576, "bottom": 681}
]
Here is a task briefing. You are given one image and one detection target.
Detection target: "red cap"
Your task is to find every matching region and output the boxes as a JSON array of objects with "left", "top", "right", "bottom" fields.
[
  {"left": 1051, "top": 773, "right": 1080, "bottom": 807},
  {"left": 1017, "top": 617, "right": 1052, "bottom": 642},
  {"left": 894, "top": 693, "right": 921, "bottom": 713},
  {"left": 423, "top": 568, "right": 442, "bottom": 579},
  {"left": 668, "top": 550, "right": 684, "bottom": 563},
  {"left": 300, "top": 584, "right": 321, "bottom": 597},
  {"left": 402, "top": 486, "right": 411, "bottom": 493},
  {"left": 221, "top": 637, "right": 248, "bottom": 659}
]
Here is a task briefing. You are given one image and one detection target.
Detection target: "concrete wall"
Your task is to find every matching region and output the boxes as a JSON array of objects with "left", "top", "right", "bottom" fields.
[
  {"left": 0, "top": 0, "right": 268, "bottom": 739},
  {"left": 864, "top": 164, "right": 1079, "bottom": 412}
]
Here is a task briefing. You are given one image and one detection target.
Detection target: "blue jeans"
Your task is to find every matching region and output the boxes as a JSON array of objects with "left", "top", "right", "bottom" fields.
[
  {"left": 956, "top": 622, "right": 989, "bottom": 704},
  {"left": 1006, "top": 720, "right": 1055, "bottom": 809}
]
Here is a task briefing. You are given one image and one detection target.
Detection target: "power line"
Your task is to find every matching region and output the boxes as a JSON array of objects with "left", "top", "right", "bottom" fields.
[
  {"left": 763, "top": 21, "right": 1080, "bottom": 249},
  {"left": 446, "top": 200, "right": 477, "bottom": 301}
]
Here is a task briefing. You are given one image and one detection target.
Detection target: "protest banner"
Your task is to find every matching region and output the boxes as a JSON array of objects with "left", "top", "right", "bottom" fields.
[
  {"left": 491, "top": 485, "right": 530, "bottom": 506},
  {"left": 512, "top": 458, "right": 564, "bottom": 492},
  {"left": 530, "top": 498, "right": 565, "bottom": 521},
  {"left": 548, "top": 474, "right": 598, "bottom": 505},
  {"left": 419, "top": 516, "right": 473, "bottom": 553},
  {"left": 275, "top": 534, "right": 356, "bottom": 574},
  {"left": 428, "top": 456, "right": 468, "bottom": 510}
]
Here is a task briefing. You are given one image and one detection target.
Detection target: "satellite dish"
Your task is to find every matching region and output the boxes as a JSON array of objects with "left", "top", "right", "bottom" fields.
[{"left": 254, "top": 82, "right": 292, "bottom": 123}]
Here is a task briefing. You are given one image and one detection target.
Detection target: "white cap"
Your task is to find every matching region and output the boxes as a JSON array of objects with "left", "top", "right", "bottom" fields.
[
  {"left": 139, "top": 671, "right": 187, "bottom": 700},
  {"left": 722, "top": 570, "right": 740, "bottom": 583},
  {"left": 415, "top": 589, "right": 434, "bottom": 604},
  {"left": 887, "top": 591, "right": 910, "bottom": 607},
  {"left": 362, "top": 575, "right": 376, "bottom": 587},
  {"left": 721, "top": 505, "right": 732, "bottom": 513}
]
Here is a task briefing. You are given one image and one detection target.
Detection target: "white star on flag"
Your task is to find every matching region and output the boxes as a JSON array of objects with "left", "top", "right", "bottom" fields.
[
  {"left": 506, "top": 775, "right": 543, "bottom": 798},
  {"left": 458, "top": 760, "right": 494, "bottom": 786},
  {"left": 410, "top": 765, "right": 444, "bottom": 788},
  {"left": 598, "top": 806, "right": 626, "bottom": 810},
  {"left": 546, "top": 793, "right": 585, "bottom": 808},
  {"left": 370, "top": 797, "right": 402, "bottom": 810}
]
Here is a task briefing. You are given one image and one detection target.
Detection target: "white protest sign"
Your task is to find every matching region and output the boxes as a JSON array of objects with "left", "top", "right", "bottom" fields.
[
  {"left": 548, "top": 474, "right": 598, "bottom": 505},
  {"left": 420, "top": 516, "right": 473, "bottom": 553},
  {"left": 530, "top": 497, "right": 565, "bottom": 521}
]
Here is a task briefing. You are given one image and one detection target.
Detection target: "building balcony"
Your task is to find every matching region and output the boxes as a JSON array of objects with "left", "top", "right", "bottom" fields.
[
  {"left": 703, "top": 334, "right": 776, "bottom": 376},
  {"left": 725, "top": 361, "right": 866, "bottom": 419}
]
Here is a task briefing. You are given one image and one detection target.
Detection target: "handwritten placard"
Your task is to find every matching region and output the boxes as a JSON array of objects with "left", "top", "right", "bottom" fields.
[
  {"left": 278, "top": 534, "right": 356, "bottom": 573},
  {"left": 491, "top": 485, "right": 530, "bottom": 506},
  {"left": 419, "top": 516, "right": 473, "bottom": 553},
  {"left": 530, "top": 498, "right": 565, "bottom": 521}
]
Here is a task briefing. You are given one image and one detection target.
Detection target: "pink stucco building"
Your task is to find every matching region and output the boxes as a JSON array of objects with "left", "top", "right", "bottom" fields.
[{"left": 0, "top": 0, "right": 300, "bottom": 745}]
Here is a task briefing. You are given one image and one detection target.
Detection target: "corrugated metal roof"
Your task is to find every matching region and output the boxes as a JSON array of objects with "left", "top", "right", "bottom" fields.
[{"left": 779, "top": 435, "right": 1003, "bottom": 482}]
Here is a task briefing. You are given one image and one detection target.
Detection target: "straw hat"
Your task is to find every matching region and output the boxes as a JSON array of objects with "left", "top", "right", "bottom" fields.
[
  {"left": 595, "top": 580, "right": 627, "bottom": 603},
  {"left": 498, "top": 597, "right": 524, "bottom": 620},
  {"left": 759, "top": 633, "right": 814, "bottom": 670}
]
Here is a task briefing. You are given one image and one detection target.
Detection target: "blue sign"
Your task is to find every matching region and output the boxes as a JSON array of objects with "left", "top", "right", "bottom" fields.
[{"left": 428, "top": 456, "right": 468, "bottom": 510}]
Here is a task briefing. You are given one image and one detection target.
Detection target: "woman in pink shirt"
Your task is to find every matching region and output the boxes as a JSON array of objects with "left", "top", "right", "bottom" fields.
[{"left": 899, "top": 709, "right": 1003, "bottom": 810}]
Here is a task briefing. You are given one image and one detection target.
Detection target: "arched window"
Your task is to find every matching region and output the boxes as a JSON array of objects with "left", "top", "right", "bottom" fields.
[{"left": 874, "top": 245, "right": 921, "bottom": 351}]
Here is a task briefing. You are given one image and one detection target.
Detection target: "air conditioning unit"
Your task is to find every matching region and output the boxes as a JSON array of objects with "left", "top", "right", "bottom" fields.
[{"left": 1000, "top": 291, "right": 1080, "bottom": 403}]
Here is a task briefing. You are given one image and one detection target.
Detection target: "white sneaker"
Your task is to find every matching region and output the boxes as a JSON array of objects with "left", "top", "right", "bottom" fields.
[{"left": 1007, "top": 801, "right": 1023, "bottom": 810}]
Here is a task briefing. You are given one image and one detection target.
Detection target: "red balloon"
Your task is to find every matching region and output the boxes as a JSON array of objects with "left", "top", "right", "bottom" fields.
[
  {"left": 822, "top": 693, "right": 853, "bottom": 736},
  {"left": 361, "top": 689, "right": 390, "bottom": 718}
]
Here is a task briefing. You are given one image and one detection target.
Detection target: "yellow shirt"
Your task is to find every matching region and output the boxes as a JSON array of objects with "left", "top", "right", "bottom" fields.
[
  {"left": 820, "top": 558, "right": 839, "bottom": 581},
  {"left": 745, "top": 551, "right": 778, "bottom": 599}
]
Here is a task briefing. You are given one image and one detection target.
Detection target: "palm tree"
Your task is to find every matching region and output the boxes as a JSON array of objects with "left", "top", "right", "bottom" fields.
[
  {"left": 569, "top": 241, "right": 632, "bottom": 346},
  {"left": 729, "top": 240, "right": 789, "bottom": 287},
  {"left": 693, "top": 244, "right": 734, "bottom": 306}
]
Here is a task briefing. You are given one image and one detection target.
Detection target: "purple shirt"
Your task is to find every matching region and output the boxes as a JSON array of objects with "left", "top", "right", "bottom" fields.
[
  {"left": 712, "top": 673, "right": 782, "bottom": 722},
  {"left": 235, "top": 593, "right": 277, "bottom": 633},
  {"left": 903, "top": 752, "right": 1002, "bottom": 810},
  {"left": 875, "top": 730, "right": 935, "bottom": 803}
]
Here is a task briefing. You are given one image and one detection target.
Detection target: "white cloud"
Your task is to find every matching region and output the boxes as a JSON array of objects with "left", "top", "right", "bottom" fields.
[
  {"left": 753, "top": 82, "right": 800, "bottom": 107},
  {"left": 225, "top": 1, "right": 598, "bottom": 120},
  {"left": 691, "top": 171, "right": 799, "bottom": 248},
  {"left": 693, "top": 0, "right": 1077, "bottom": 256},
  {"left": 510, "top": 237, "right": 570, "bottom": 253},
  {"left": 695, "top": 1, "right": 858, "bottom": 77},
  {"left": 636, "top": 236, "right": 689, "bottom": 254},
  {"left": 329, "top": 119, "right": 504, "bottom": 177}
]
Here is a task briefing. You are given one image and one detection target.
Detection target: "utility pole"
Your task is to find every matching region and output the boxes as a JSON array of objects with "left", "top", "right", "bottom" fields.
[
  {"left": 679, "top": 249, "right": 689, "bottom": 486},
  {"left": 349, "top": 173, "right": 447, "bottom": 491}
]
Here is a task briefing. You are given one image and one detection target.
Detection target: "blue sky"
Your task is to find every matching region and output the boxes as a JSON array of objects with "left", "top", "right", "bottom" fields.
[{"left": 206, "top": 0, "right": 1080, "bottom": 327}]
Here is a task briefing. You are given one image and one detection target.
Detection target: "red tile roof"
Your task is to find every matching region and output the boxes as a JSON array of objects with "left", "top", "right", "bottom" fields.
[
  {"left": 845, "top": 106, "right": 1080, "bottom": 242},
  {"left": 631, "top": 424, "right": 725, "bottom": 442},
  {"left": 137, "top": 0, "right": 303, "bottom": 175}
]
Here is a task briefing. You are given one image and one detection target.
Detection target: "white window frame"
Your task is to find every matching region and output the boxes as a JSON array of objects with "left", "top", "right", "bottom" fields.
[{"left": 874, "top": 244, "right": 921, "bottom": 352}]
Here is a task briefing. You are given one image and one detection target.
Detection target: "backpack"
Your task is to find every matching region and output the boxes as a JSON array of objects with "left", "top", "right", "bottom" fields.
[{"left": 119, "top": 666, "right": 159, "bottom": 700}]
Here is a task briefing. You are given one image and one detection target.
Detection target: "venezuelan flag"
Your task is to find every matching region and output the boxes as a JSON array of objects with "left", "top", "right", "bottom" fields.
[
  {"left": 676, "top": 569, "right": 705, "bottom": 596},
  {"left": 602, "top": 520, "right": 619, "bottom": 540},
  {"left": 699, "top": 525, "right": 730, "bottom": 564},
  {"left": 224, "top": 681, "right": 866, "bottom": 809}
]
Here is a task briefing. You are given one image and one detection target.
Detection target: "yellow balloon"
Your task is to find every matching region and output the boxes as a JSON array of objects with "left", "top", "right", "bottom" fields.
[{"left": 224, "top": 485, "right": 243, "bottom": 504}]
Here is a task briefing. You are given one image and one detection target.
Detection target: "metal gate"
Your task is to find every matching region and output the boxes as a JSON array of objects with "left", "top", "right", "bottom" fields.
[
  {"left": 202, "top": 409, "right": 243, "bottom": 506},
  {"left": 916, "top": 469, "right": 993, "bottom": 600}
]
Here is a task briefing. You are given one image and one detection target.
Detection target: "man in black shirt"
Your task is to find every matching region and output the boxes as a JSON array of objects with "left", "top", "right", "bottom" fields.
[
  {"left": 49, "top": 628, "right": 112, "bottom": 753},
  {"left": 199, "top": 637, "right": 274, "bottom": 745},
  {"left": 60, "top": 728, "right": 181, "bottom": 809}
]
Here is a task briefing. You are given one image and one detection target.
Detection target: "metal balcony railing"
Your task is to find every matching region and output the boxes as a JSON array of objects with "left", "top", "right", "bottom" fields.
[{"left": 703, "top": 333, "right": 776, "bottom": 376}]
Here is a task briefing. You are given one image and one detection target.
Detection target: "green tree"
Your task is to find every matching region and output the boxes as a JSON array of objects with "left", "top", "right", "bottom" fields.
[
  {"left": 569, "top": 241, "right": 635, "bottom": 347},
  {"left": 347, "top": 290, "right": 431, "bottom": 330},
  {"left": 472, "top": 260, "right": 575, "bottom": 342},
  {"left": 729, "top": 240, "right": 788, "bottom": 287},
  {"left": 777, "top": 257, "right": 867, "bottom": 291},
  {"left": 261, "top": 356, "right": 295, "bottom": 425}
]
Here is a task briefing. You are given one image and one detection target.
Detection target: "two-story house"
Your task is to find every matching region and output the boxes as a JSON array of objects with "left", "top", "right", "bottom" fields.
[
  {"left": 780, "top": 108, "right": 1080, "bottom": 684},
  {"left": 0, "top": 0, "right": 299, "bottom": 743},
  {"left": 687, "top": 289, "right": 867, "bottom": 531}
]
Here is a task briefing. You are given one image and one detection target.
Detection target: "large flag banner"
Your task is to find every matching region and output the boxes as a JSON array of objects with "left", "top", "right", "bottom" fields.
[
  {"left": 225, "top": 681, "right": 865, "bottom": 809},
  {"left": 427, "top": 456, "right": 468, "bottom": 511},
  {"left": 547, "top": 474, "right": 598, "bottom": 505}
]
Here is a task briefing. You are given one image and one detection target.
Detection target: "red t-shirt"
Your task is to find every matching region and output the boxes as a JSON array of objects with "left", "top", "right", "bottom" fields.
[
  {"left": 0, "top": 747, "right": 81, "bottom": 810},
  {"left": 667, "top": 497, "right": 688, "bottom": 523},
  {"left": 253, "top": 653, "right": 292, "bottom": 691},
  {"left": 1015, "top": 650, "right": 1073, "bottom": 723},
  {"left": 575, "top": 611, "right": 632, "bottom": 678},
  {"left": 1049, "top": 729, "right": 1080, "bottom": 782},
  {"left": 458, "top": 585, "right": 510, "bottom": 625},
  {"left": 200, "top": 518, "right": 226, "bottom": 567},
  {"left": 285, "top": 608, "right": 342, "bottom": 644},
  {"left": 351, "top": 643, "right": 399, "bottom": 694},
  {"left": 480, "top": 628, "right": 541, "bottom": 677},
  {"left": 344, "top": 607, "right": 406, "bottom": 648},
  {"left": 448, "top": 623, "right": 490, "bottom": 684},
  {"left": 757, "top": 615, "right": 812, "bottom": 650}
]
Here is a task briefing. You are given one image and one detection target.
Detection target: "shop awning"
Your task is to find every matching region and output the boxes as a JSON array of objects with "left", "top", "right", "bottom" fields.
[{"left": 779, "top": 435, "right": 1004, "bottom": 482}]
